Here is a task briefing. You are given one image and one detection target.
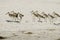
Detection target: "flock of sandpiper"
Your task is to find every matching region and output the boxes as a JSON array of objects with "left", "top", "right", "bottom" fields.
[{"left": 5, "top": 10, "right": 60, "bottom": 24}]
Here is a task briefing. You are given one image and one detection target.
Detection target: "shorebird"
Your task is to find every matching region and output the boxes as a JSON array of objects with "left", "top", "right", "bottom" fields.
[
  {"left": 41, "top": 12, "right": 48, "bottom": 22},
  {"left": 17, "top": 12, "right": 24, "bottom": 21},
  {"left": 31, "top": 10, "right": 45, "bottom": 22},
  {"left": 35, "top": 11, "right": 45, "bottom": 22},
  {"left": 6, "top": 12, "right": 19, "bottom": 21},
  {"left": 48, "top": 14, "right": 55, "bottom": 24},
  {"left": 6, "top": 11, "right": 24, "bottom": 22},
  {"left": 53, "top": 11, "right": 60, "bottom": 17},
  {"left": 31, "top": 10, "right": 39, "bottom": 22}
]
